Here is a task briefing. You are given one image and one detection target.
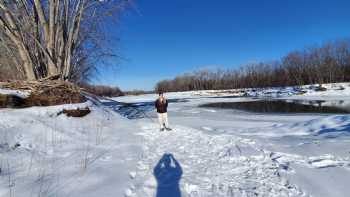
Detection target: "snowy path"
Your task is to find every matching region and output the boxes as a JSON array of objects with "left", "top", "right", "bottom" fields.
[
  {"left": 126, "top": 122, "right": 309, "bottom": 197},
  {"left": 124, "top": 118, "right": 350, "bottom": 197}
]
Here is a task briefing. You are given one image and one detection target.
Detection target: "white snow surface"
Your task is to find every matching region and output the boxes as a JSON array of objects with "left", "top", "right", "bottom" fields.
[
  {"left": 0, "top": 101, "right": 143, "bottom": 197},
  {"left": 1, "top": 83, "right": 350, "bottom": 197},
  {"left": 0, "top": 88, "right": 30, "bottom": 98}
]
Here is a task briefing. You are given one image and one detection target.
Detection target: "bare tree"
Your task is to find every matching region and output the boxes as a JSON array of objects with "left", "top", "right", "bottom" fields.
[
  {"left": 0, "top": 35, "right": 25, "bottom": 80},
  {"left": 0, "top": 0, "right": 129, "bottom": 81}
]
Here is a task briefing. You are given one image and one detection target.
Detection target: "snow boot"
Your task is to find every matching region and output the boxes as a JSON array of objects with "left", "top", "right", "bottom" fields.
[
  {"left": 160, "top": 128, "right": 165, "bottom": 132},
  {"left": 165, "top": 127, "right": 172, "bottom": 131}
]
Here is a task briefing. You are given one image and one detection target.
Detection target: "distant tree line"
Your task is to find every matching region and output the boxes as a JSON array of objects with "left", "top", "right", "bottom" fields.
[
  {"left": 80, "top": 83, "right": 124, "bottom": 97},
  {"left": 124, "top": 90, "right": 155, "bottom": 96},
  {"left": 155, "top": 39, "right": 350, "bottom": 92}
]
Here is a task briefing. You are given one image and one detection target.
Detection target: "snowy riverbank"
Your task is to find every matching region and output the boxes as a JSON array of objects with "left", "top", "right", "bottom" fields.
[{"left": 1, "top": 84, "right": 350, "bottom": 197}]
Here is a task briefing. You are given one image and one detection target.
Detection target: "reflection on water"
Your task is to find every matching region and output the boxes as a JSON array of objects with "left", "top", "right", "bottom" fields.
[{"left": 200, "top": 100, "right": 350, "bottom": 114}]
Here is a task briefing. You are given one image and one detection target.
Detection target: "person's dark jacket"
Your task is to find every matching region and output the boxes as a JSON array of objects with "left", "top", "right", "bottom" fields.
[{"left": 155, "top": 99, "right": 168, "bottom": 113}]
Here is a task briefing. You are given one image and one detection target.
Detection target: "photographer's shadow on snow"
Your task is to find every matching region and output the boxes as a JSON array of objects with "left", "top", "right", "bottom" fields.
[{"left": 153, "top": 153, "right": 183, "bottom": 197}]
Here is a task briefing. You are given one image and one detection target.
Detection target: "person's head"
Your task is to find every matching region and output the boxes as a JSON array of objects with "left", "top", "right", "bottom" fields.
[
  {"left": 163, "top": 154, "right": 172, "bottom": 167},
  {"left": 159, "top": 92, "right": 164, "bottom": 99}
]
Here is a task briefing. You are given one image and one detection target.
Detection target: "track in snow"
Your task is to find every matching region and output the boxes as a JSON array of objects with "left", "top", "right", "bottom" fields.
[{"left": 125, "top": 123, "right": 311, "bottom": 197}]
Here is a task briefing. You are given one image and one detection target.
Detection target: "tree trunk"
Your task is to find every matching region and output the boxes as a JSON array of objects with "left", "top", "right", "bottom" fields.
[{"left": 18, "top": 45, "right": 36, "bottom": 80}]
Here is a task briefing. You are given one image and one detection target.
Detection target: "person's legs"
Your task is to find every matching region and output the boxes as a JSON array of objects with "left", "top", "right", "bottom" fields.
[
  {"left": 157, "top": 113, "right": 164, "bottom": 129},
  {"left": 163, "top": 113, "right": 169, "bottom": 128}
]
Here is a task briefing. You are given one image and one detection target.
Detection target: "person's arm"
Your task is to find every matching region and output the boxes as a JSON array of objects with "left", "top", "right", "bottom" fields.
[
  {"left": 170, "top": 155, "right": 183, "bottom": 178},
  {"left": 153, "top": 161, "right": 162, "bottom": 179},
  {"left": 153, "top": 155, "right": 166, "bottom": 178},
  {"left": 155, "top": 100, "right": 158, "bottom": 109}
]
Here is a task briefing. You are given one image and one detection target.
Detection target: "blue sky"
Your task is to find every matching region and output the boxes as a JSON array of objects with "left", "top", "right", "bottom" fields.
[{"left": 94, "top": 0, "right": 350, "bottom": 91}]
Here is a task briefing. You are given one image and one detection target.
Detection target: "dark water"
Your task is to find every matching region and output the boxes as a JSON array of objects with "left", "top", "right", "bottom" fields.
[
  {"left": 102, "top": 98, "right": 189, "bottom": 119},
  {"left": 200, "top": 100, "right": 350, "bottom": 114}
]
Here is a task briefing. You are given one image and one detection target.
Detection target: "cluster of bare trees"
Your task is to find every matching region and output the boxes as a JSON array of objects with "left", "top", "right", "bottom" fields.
[
  {"left": 0, "top": 0, "right": 129, "bottom": 82},
  {"left": 156, "top": 39, "right": 350, "bottom": 92},
  {"left": 80, "top": 83, "right": 124, "bottom": 97}
]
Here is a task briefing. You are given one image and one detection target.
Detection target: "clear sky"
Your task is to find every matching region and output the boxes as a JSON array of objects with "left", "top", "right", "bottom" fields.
[{"left": 94, "top": 0, "right": 350, "bottom": 91}]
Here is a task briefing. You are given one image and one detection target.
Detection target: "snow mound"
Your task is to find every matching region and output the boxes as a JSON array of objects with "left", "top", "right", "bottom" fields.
[
  {"left": 0, "top": 88, "right": 30, "bottom": 98},
  {"left": 240, "top": 115, "right": 350, "bottom": 138},
  {"left": 0, "top": 101, "right": 142, "bottom": 197},
  {"left": 280, "top": 115, "right": 350, "bottom": 137}
]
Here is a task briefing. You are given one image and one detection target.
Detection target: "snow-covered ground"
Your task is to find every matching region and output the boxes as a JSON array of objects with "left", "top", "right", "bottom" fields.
[
  {"left": 0, "top": 101, "right": 143, "bottom": 197},
  {"left": 1, "top": 83, "right": 350, "bottom": 197}
]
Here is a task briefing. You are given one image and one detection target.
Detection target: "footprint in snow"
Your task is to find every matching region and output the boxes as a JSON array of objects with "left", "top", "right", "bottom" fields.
[
  {"left": 202, "top": 126, "right": 213, "bottom": 131},
  {"left": 99, "top": 155, "right": 112, "bottom": 162},
  {"left": 129, "top": 171, "right": 137, "bottom": 179}
]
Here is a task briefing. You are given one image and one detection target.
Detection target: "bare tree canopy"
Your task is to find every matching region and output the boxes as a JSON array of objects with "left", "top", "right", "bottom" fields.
[{"left": 0, "top": 0, "right": 129, "bottom": 81}]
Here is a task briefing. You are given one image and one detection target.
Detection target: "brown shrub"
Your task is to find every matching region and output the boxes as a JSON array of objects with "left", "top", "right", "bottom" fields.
[
  {"left": 0, "top": 80, "right": 86, "bottom": 108},
  {"left": 0, "top": 94, "right": 26, "bottom": 108},
  {"left": 58, "top": 107, "right": 91, "bottom": 117}
]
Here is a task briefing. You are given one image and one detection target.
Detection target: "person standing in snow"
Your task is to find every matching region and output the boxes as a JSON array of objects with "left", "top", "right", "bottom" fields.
[{"left": 155, "top": 92, "right": 172, "bottom": 131}]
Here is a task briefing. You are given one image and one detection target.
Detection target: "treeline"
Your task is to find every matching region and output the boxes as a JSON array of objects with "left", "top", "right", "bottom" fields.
[
  {"left": 124, "top": 90, "right": 155, "bottom": 96},
  {"left": 155, "top": 39, "right": 350, "bottom": 92},
  {"left": 80, "top": 83, "right": 124, "bottom": 97}
]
